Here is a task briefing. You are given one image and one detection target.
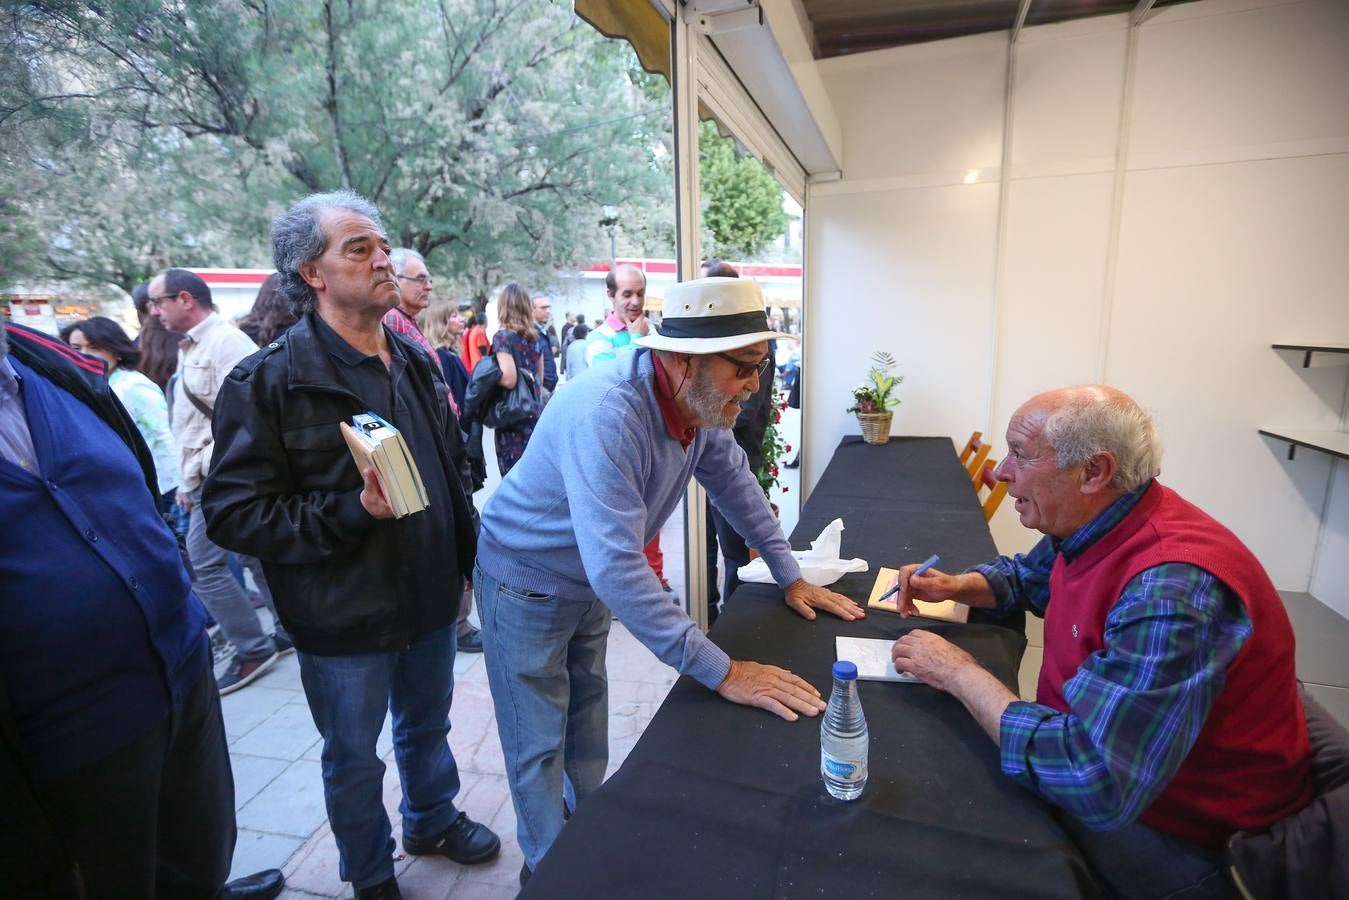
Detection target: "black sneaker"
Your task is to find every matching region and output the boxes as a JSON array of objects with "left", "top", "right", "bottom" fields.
[
  {"left": 403, "top": 811, "right": 501, "bottom": 864},
  {"left": 354, "top": 876, "right": 402, "bottom": 900},
  {"left": 217, "top": 651, "right": 279, "bottom": 696},
  {"left": 456, "top": 626, "right": 483, "bottom": 654}
]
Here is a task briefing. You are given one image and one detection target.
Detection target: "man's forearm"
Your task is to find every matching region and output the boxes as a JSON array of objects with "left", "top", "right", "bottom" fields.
[
  {"left": 951, "top": 572, "right": 999, "bottom": 609},
  {"left": 948, "top": 662, "right": 1018, "bottom": 742}
]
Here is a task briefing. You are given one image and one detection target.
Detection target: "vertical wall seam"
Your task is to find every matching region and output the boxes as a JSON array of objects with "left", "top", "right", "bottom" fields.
[
  {"left": 987, "top": 33, "right": 1019, "bottom": 436},
  {"left": 1098, "top": 17, "right": 1142, "bottom": 382}
]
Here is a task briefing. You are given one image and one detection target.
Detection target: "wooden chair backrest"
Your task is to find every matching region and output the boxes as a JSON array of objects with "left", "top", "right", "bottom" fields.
[
  {"left": 966, "top": 439, "right": 991, "bottom": 482},
  {"left": 977, "top": 459, "right": 1009, "bottom": 522},
  {"left": 958, "top": 431, "right": 982, "bottom": 465}
]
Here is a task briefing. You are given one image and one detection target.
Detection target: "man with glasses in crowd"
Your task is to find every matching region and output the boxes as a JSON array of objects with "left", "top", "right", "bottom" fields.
[
  {"left": 146, "top": 267, "right": 290, "bottom": 694},
  {"left": 474, "top": 277, "right": 865, "bottom": 885}
]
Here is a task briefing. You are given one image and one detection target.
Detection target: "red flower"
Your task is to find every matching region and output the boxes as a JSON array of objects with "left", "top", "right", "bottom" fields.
[
  {"left": 783, "top": 444, "right": 792, "bottom": 453},
  {"left": 781, "top": 486, "right": 789, "bottom": 493}
]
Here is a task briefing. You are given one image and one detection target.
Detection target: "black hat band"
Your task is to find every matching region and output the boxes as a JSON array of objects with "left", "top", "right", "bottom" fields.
[{"left": 655, "top": 310, "right": 768, "bottom": 339}]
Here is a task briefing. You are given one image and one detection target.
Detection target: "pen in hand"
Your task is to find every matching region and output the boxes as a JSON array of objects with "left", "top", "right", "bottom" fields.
[{"left": 876, "top": 554, "right": 940, "bottom": 604}]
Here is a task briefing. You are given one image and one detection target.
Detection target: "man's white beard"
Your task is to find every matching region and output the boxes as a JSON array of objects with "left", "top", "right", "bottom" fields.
[{"left": 687, "top": 360, "right": 748, "bottom": 429}]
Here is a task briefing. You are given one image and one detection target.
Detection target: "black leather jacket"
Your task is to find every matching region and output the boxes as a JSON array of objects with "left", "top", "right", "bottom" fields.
[{"left": 202, "top": 313, "right": 476, "bottom": 655}]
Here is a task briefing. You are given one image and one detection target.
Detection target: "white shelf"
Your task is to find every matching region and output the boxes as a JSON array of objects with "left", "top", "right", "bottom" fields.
[{"left": 1258, "top": 428, "right": 1349, "bottom": 461}]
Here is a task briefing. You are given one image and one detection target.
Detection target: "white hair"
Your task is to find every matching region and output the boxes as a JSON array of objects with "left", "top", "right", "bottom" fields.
[
  {"left": 389, "top": 247, "right": 425, "bottom": 274},
  {"left": 1042, "top": 388, "right": 1162, "bottom": 492}
]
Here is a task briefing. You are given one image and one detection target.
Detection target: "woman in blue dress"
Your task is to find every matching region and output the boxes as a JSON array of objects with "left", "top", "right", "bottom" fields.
[{"left": 490, "top": 283, "right": 544, "bottom": 476}]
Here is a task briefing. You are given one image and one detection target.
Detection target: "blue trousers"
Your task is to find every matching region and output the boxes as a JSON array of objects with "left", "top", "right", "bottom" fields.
[
  {"left": 297, "top": 627, "right": 462, "bottom": 889},
  {"left": 475, "top": 564, "right": 611, "bottom": 870},
  {"left": 1060, "top": 812, "right": 1230, "bottom": 899}
]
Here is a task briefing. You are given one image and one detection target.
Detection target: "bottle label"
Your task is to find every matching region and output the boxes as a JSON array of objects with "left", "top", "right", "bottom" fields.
[{"left": 822, "top": 752, "right": 866, "bottom": 782}]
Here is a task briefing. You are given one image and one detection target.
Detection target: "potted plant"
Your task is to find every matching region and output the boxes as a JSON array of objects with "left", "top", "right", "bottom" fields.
[{"left": 846, "top": 351, "right": 902, "bottom": 445}]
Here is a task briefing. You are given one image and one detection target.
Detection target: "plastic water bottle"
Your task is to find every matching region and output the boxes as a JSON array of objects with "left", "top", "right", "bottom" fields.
[{"left": 820, "top": 660, "right": 869, "bottom": 801}]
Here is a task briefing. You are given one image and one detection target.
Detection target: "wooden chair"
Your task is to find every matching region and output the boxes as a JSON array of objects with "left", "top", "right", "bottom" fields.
[
  {"left": 957, "top": 431, "right": 982, "bottom": 466},
  {"left": 966, "top": 437, "right": 991, "bottom": 482},
  {"left": 975, "top": 459, "right": 1008, "bottom": 522}
]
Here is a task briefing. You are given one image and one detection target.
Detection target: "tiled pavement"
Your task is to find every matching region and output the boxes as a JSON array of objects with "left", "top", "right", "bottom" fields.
[{"left": 222, "top": 619, "right": 677, "bottom": 900}]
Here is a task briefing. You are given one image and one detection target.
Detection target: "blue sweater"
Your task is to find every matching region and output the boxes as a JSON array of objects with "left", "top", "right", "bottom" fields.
[
  {"left": 476, "top": 348, "right": 801, "bottom": 689},
  {"left": 0, "top": 358, "right": 208, "bottom": 779}
]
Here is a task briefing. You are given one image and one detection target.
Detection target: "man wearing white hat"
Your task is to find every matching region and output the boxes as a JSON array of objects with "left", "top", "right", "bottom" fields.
[{"left": 473, "top": 277, "right": 864, "bottom": 882}]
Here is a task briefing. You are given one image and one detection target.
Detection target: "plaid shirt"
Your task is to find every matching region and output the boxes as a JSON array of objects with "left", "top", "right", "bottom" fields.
[
  {"left": 381, "top": 307, "right": 460, "bottom": 418},
  {"left": 975, "top": 482, "right": 1252, "bottom": 830}
]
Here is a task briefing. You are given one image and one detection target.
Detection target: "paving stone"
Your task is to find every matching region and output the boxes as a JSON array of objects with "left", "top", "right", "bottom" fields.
[
  {"left": 233, "top": 752, "right": 291, "bottom": 810},
  {"left": 282, "top": 826, "right": 348, "bottom": 897},
  {"left": 237, "top": 759, "right": 331, "bottom": 838},
  {"left": 393, "top": 856, "right": 465, "bottom": 899},
  {"left": 263, "top": 653, "right": 307, "bottom": 693},
  {"left": 223, "top": 686, "right": 296, "bottom": 743},
  {"left": 229, "top": 828, "right": 305, "bottom": 883},
  {"left": 233, "top": 701, "right": 323, "bottom": 761}
]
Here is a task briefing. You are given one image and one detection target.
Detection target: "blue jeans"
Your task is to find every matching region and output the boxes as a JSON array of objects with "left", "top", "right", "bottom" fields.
[
  {"left": 1059, "top": 813, "right": 1230, "bottom": 899},
  {"left": 297, "top": 627, "right": 462, "bottom": 889},
  {"left": 475, "top": 564, "right": 611, "bottom": 870}
]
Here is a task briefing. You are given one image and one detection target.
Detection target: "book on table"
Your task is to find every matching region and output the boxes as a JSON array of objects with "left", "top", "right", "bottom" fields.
[
  {"left": 339, "top": 412, "right": 429, "bottom": 518},
  {"left": 866, "top": 566, "right": 970, "bottom": 623}
]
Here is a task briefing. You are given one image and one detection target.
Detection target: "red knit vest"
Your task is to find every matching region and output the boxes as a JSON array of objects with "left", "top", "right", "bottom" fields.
[{"left": 1038, "top": 482, "right": 1312, "bottom": 848}]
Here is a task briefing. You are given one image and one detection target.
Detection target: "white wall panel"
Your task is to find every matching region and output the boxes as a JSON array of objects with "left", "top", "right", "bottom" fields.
[
  {"left": 1311, "top": 464, "right": 1349, "bottom": 617},
  {"left": 804, "top": 185, "right": 999, "bottom": 493},
  {"left": 1131, "top": 0, "right": 1349, "bottom": 161},
  {"left": 1012, "top": 20, "right": 1128, "bottom": 171},
  {"left": 816, "top": 33, "right": 1007, "bottom": 183},
  {"left": 987, "top": 173, "right": 1119, "bottom": 554},
  {"left": 1106, "top": 153, "right": 1349, "bottom": 588}
]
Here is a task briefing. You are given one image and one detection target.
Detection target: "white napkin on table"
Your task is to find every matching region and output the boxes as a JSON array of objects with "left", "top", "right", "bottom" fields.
[{"left": 736, "top": 517, "right": 869, "bottom": 587}]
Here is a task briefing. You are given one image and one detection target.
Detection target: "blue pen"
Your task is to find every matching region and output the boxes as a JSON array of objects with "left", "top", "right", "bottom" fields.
[{"left": 876, "top": 554, "right": 940, "bottom": 604}]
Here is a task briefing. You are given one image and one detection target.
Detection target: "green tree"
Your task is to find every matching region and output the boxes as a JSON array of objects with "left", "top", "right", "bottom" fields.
[
  {"left": 698, "top": 120, "right": 790, "bottom": 259},
  {"left": 1, "top": 0, "right": 673, "bottom": 299}
]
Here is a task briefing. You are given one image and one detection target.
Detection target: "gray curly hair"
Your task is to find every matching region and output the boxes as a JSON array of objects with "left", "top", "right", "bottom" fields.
[
  {"left": 271, "top": 190, "right": 386, "bottom": 316},
  {"left": 1041, "top": 386, "right": 1162, "bottom": 493}
]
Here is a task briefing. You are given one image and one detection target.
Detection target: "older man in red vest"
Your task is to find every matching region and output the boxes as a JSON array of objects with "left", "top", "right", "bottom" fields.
[{"left": 889, "top": 385, "right": 1312, "bottom": 899}]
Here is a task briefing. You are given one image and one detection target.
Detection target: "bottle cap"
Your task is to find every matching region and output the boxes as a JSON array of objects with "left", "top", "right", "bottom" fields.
[{"left": 832, "top": 660, "right": 858, "bottom": 681}]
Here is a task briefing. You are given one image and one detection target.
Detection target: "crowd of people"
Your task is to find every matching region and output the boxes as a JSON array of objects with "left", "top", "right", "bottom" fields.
[{"left": 1, "top": 185, "right": 1324, "bottom": 900}]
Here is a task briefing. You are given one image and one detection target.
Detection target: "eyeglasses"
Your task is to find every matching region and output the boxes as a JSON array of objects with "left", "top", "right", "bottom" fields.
[
  {"left": 397, "top": 274, "right": 433, "bottom": 289},
  {"left": 148, "top": 293, "right": 179, "bottom": 306},
  {"left": 713, "top": 352, "right": 772, "bottom": 379}
]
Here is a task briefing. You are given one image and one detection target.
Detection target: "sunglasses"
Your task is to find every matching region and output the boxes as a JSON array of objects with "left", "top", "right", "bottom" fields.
[{"left": 712, "top": 352, "right": 772, "bottom": 379}]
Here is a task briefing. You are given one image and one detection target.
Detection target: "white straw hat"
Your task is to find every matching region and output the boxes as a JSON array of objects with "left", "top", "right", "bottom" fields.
[{"left": 633, "top": 277, "right": 796, "bottom": 354}]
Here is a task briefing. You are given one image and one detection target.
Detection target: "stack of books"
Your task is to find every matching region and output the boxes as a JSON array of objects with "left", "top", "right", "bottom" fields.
[{"left": 340, "top": 412, "right": 429, "bottom": 518}]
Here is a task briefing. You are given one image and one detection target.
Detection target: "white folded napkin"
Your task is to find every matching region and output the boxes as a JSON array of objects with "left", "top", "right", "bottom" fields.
[{"left": 737, "top": 517, "right": 869, "bottom": 587}]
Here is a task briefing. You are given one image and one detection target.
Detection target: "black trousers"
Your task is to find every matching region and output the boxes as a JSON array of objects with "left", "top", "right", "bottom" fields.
[
  {"left": 34, "top": 654, "right": 236, "bottom": 898},
  {"left": 705, "top": 500, "right": 752, "bottom": 627}
]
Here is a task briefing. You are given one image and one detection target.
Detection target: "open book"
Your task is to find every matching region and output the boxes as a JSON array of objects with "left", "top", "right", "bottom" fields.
[
  {"left": 339, "top": 412, "right": 429, "bottom": 518},
  {"left": 866, "top": 566, "right": 970, "bottom": 623}
]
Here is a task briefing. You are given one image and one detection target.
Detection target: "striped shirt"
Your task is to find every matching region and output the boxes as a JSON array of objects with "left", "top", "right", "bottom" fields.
[{"left": 976, "top": 484, "right": 1253, "bottom": 830}]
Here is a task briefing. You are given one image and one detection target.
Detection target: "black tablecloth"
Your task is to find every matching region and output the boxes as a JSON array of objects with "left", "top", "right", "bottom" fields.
[{"left": 522, "top": 437, "right": 1096, "bottom": 899}]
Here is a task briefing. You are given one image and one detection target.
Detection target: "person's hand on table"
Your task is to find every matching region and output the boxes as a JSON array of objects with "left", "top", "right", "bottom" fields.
[
  {"left": 890, "top": 630, "right": 980, "bottom": 691},
  {"left": 717, "top": 659, "right": 826, "bottom": 722},
  {"left": 888, "top": 564, "right": 960, "bottom": 618},
  {"left": 784, "top": 579, "right": 864, "bottom": 621}
]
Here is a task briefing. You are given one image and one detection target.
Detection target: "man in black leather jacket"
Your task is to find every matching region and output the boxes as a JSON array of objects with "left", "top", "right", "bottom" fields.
[{"left": 202, "top": 190, "right": 497, "bottom": 900}]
